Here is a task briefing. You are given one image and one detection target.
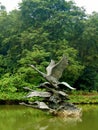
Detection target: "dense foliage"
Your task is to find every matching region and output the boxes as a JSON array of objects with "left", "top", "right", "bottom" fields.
[{"left": 0, "top": 0, "right": 98, "bottom": 94}]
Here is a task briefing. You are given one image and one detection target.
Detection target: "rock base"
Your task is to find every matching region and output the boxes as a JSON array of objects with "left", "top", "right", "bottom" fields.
[{"left": 50, "top": 103, "right": 82, "bottom": 118}]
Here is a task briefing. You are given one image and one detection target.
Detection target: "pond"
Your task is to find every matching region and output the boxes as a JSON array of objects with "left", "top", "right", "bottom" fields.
[{"left": 0, "top": 105, "right": 98, "bottom": 130}]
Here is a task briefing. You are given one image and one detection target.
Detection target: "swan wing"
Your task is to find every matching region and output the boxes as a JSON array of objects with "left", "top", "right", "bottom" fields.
[{"left": 50, "top": 55, "right": 68, "bottom": 79}]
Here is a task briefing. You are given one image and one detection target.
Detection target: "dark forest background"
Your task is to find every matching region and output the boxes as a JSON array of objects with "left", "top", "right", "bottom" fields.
[{"left": 0, "top": 0, "right": 98, "bottom": 93}]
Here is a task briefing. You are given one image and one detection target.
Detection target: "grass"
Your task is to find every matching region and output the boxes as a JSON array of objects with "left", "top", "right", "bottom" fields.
[
  {"left": 0, "top": 91, "right": 44, "bottom": 104},
  {"left": 69, "top": 90, "right": 98, "bottom": 104},
  {"left": 0, "top": 91, "right": 98, "bottom": 104},
  {"left": 0, "top": 92, "right": 27, "bottom": 100}
]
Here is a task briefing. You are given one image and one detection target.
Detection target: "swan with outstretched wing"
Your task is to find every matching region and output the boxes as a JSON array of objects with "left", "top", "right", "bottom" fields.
[{"left": 30, "top": 55, "right": 75, "bottom": 90}]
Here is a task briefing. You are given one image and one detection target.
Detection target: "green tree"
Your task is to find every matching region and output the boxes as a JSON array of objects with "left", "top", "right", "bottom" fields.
[
  {"left": 0, "top": 0, "right": 86, "bottom": 91},
  {"left": 73, "top": 12, "right": 98, "bottom": 90}
]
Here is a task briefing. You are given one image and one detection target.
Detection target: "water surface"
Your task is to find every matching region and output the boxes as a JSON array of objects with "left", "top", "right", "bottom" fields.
[{"left": 0, "top": 105, "right": 98, "bottom": 130}]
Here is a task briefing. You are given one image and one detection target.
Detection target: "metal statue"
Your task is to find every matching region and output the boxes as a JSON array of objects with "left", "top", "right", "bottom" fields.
[
  {"left": 21, "top": 55, "right": 81, "bottom": 118},
  {"left": 30, "top": 55, "right": 75, "bottom": 90}
]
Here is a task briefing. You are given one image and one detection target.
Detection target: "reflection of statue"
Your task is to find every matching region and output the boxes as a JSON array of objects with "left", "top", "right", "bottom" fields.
[
  {"left": 21, "top": 55, "right": 82, "bottom": 118},
  {"left": 30, "top": 55, "right": 75, "bottom": 90}
]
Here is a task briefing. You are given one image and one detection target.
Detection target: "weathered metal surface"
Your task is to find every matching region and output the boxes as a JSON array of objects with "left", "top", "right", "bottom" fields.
[
  {"left": 21, "top": 55, "right": 81, "bottom": 118},
  {"left": 26, "top": 91, "right": 51, "bottom": 98},
  {"left": 46, "top": 55, "right": 68, "bottom": 80},
  {"left": 29, "top": 55, "right": 75, "bottom": 90},
  {"left": 33, "top": 101, "right": 50, "bottom": 109}
]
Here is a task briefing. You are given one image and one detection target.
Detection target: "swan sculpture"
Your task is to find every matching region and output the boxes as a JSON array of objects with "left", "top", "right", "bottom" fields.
[{"left": 30, "top": 55, "right": 75, "bottom": 90}]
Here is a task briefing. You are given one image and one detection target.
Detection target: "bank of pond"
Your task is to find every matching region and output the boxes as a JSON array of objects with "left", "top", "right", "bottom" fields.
[{"left": 0, "top": 91, "right": 98, "bottom": 104}]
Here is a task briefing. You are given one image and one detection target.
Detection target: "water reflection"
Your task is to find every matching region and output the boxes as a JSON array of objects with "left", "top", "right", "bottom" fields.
[
  {"left": 0, "top": 105, "right": 98, "bottom": 130},
  {"left": 34, "top": 116, "right": 82, "bottom": 130}
]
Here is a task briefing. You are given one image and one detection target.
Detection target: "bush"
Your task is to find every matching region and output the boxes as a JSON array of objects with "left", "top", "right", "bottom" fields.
[{"left": 0, "top": 73, "right": 32, "bottom": 92}]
